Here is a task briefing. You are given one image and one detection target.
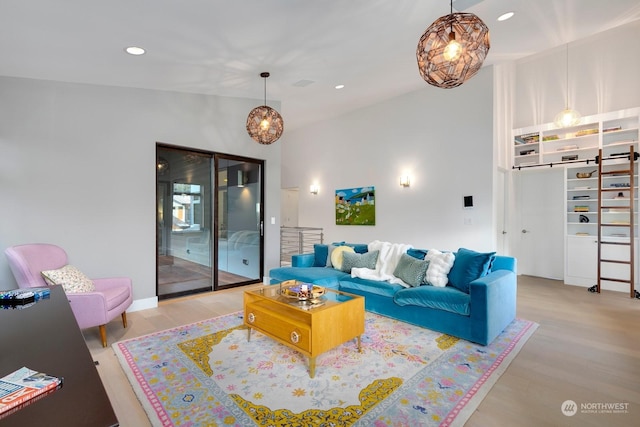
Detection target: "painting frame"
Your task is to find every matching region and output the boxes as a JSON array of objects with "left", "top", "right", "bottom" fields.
[{"left": 335, "top": 186, "right": 375, "bottom": 226}]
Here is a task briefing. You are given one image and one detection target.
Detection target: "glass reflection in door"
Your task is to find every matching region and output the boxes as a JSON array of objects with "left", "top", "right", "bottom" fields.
[
  {"left": 157, "top": 148, "right": 212, "bottom": 298},
  {"left": 216, "top": 157, "right": 263, "bottom": 289}
]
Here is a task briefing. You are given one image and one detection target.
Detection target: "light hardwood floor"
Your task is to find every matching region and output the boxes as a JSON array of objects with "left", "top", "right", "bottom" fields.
[{"left": 85, "top": 276, "right": 640, "bottom": 427}]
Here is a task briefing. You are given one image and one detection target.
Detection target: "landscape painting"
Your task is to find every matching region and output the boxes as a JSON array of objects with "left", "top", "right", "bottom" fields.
[{"left": 335, "top": 186, "right": 375, "bottom": 225}]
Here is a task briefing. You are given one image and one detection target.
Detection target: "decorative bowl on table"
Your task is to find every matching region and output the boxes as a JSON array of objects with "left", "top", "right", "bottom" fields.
[{"left": 281, "top": 282, "right": 325, "bottom": 301}]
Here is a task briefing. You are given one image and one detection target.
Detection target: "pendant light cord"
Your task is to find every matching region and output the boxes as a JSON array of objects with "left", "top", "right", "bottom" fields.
[
  {"left": 565, "top": 43, "right": 569, "bottom": 109},
  {"left": 449, "top": 0, "right": 453, "bottom": 32}
]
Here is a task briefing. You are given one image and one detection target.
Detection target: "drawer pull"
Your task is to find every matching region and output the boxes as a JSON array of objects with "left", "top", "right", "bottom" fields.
[
  {"left": 248, "top": 312, "right": 256, "bottom": 323},
  {"left": 290, "top": 331, "right": 300, "bottom": 344}
]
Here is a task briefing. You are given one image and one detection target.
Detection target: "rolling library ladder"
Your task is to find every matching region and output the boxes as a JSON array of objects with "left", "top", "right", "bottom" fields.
[{"left": 591, "top": 146, "right": 639, "bottom": 298}]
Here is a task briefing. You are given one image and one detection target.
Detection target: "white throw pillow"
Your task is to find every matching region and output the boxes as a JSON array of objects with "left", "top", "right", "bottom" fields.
[
  {"left": 41, "top": 265, "right": 96, "bottom": 293},
  {"left": 424, "top": 249, "right": 455, "bottom": 287}
]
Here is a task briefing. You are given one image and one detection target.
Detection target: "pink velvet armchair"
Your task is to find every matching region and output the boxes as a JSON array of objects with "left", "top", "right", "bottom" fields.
[{"left": 4, "top": 243, "right": 133, "bottom": 347}]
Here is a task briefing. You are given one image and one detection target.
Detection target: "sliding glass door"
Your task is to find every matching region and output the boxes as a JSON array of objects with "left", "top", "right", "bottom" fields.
[
  {"left": 156, "top": 147, "right": 213, "bottom": 298},
  {"left": 215, "top": 155, "right": 264, "bottom": 290},
  {"left": 156, "top": 145, "right": 263, "bottom": 299}
]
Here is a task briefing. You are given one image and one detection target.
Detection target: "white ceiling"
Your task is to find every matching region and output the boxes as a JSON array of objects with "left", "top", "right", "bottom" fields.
[{"left": 2, "top": 0, "right": 640, "bottom": 130}]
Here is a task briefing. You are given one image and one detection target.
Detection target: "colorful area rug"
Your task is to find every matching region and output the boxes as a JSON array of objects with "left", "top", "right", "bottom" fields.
[{"left": 113, "top": 313, "right": 537, "bottom": 427}]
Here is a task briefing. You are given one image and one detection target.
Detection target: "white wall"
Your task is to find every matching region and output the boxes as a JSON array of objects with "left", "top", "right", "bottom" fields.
[
  {"left": 0, "top": 77, "right": 282, "bottom": 303},
  {"left": 514, "top": 20, "right": 640, "bottom": 128},
  {"left": 282, "top": 67, "right": 496, "bottom": 253}
]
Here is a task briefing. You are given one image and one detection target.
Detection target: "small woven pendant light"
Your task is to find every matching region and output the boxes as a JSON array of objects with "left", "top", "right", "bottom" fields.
[
  {"left": 554, "top": 43, "right": 581, "bottom": 128},
  {"left": 416, "top": 1, "right": 490, "bottom": 89},
  {"left": 246, "top": 72, "right": 284, "bottom": 145}
]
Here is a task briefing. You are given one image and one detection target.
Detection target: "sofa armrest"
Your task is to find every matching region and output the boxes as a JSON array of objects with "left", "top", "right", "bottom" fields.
[
  {"left": 292, "top": 253, "right": 315, "bottom": 267},
  {"left": 491, "top": 255, "right": 517, "bottom": 274},
  {"left": 468, "top": 269, "right": 517, "bottom": 345}
]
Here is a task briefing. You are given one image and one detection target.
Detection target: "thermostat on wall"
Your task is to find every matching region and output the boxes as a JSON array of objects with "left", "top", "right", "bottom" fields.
[{"left": 463, "top": 196, "right": 473, "bottom": 209}]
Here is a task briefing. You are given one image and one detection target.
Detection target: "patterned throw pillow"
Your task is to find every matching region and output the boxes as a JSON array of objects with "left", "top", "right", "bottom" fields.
[
  {"left": 393, "top": 253, "right": 430, "bottom": 287},
  {"left": 340, "top": 250, "right": 380, "bottom": 273},
  {"left": 41, "top": 265, "right": 96, "bottom": 293}
]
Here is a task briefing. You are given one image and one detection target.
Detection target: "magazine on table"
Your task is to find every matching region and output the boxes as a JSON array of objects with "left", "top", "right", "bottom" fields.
[{"left": 0, "top": 367, "right": 63, "bottom": 417}]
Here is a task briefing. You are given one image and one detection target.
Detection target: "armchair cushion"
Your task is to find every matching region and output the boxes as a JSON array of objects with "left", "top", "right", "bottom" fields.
[
  {"left": 41, "top": 265, "right": 96, "bottom": 293},
  {"left": 99, "top": 282, "right": 132, "bottom": 310}
]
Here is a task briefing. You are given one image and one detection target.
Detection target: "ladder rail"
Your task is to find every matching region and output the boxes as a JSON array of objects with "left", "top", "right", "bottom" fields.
[
  {"left": 596, "top": 149, "right": 603, "bottom": 293},
  {"left": 596, "top": 146, "right": 636, "bottom": 297}
]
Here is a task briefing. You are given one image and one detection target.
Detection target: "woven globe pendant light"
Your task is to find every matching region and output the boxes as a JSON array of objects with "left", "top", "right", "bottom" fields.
[
  {"left": 246, "top": 72, "right": 284, "bottom": 145},
  {"left": 416, "top": 1, "right": 490, "bottom": 89}
]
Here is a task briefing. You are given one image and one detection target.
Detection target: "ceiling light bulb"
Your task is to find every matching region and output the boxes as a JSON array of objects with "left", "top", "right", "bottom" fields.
[
  {"left": 497, "top": 12, "right": 515, "bottom": 22},
  {"left": 335, "top": 84, "right": 345, "bottom": 89},
  {"left": 125, "top": 46, "right": 146, "bottom": 56},
  {"left": 260, "top": 117, "right": 270, "bottom": 131},
  {"left": 443, "top": 33, "right": 462, "bottom": 61}
]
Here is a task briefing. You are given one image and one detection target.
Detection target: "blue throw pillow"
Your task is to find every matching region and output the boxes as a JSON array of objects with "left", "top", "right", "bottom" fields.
[
  {"left": 407, "top": 248, "right": 428, "bottom": 260},
  {"left": 313, "top": 244, "right": 329, "bottom": 267},
  {"left": 331, "top": 242, "right": 368, "bottom": 254},
  {"left": 447, "top": 248, "right": 496, "bottom": 293}
]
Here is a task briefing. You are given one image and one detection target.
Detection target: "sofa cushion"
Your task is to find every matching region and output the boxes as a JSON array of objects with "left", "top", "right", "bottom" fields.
[
  {"left": 394, "top": 285, "right": 470, "bottom": 316},
  {"left": 393, "top": 253, "right": 430, "bottom": 287},
  {"left": 330, "top": 246, "right": 355, "bottom": 270},
  {"left": 269, "top": 267, "right": 348, "bottom": 289},
  {"left": 339, "top": 277, "right": 405, "bottom": 298},
  {"left": 340, "top": 250, "right": 379, "bottom": 273},
  {"left": 448, "top": 248, "right": 496, "bottom": 293},
  {"left": 424, "top": 249, "right": 455, "bottom": 287}
]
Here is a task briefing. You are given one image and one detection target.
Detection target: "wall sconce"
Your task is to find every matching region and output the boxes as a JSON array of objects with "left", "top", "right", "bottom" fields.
[
  {"left": 310, "top": 184, "right": 319, "bottom": 195},
  {"left": 400, "top": 176, "right": 410, "bottom": 187}
]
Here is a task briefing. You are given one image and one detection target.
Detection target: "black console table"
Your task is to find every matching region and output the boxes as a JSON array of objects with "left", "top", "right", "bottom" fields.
[{"left": 0, "top": 285, "right": 118, "bottom": 426}]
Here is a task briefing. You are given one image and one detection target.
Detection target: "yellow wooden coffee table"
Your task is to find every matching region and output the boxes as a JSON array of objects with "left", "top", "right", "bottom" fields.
[{"left": 244, "top": 280, "right": 365, "bottom": 378}]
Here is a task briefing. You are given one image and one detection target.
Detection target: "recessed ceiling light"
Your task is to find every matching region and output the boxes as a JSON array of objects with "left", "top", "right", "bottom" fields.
[
  {"left": 125, "top": 46, "right": 146, "bottom": 56},
  {"left": 335, "top": 84, "right": 345, "bottom": 89},
  {"left": 497, "top": 12, "right": 514, "bottom": 21}
]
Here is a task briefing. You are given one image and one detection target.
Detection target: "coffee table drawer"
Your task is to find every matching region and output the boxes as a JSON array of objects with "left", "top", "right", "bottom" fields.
[{"left": 246, "top": 304, "right": 311, "bottom": 352}]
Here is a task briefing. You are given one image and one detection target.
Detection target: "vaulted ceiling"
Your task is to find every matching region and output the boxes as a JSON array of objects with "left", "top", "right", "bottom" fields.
[{"left": 2, "top": 1, "right": 639, "bottom": 130}]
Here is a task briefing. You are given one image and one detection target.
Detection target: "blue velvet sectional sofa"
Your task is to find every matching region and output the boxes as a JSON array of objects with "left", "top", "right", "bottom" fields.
[{"left": 269, "top": 244, "right": 517, "bottom": 346}]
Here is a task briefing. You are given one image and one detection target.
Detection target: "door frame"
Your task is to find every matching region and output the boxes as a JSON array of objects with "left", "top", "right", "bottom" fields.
[{"left": 156, "top": 143, "right": 264, "bottom": 299}]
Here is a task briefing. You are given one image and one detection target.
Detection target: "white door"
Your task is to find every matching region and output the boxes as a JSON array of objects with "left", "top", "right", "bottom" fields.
[
  {"left": 281, "top": 188, "right": 299, "bottom": 227},
  {"left": 514, "top": 168, "right": 565, "bottom": 279}
]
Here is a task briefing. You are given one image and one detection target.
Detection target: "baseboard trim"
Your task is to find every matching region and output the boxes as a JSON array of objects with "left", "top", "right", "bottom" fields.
[{"left": 128, "top": 296, "right": 158, "bottom": 312}]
